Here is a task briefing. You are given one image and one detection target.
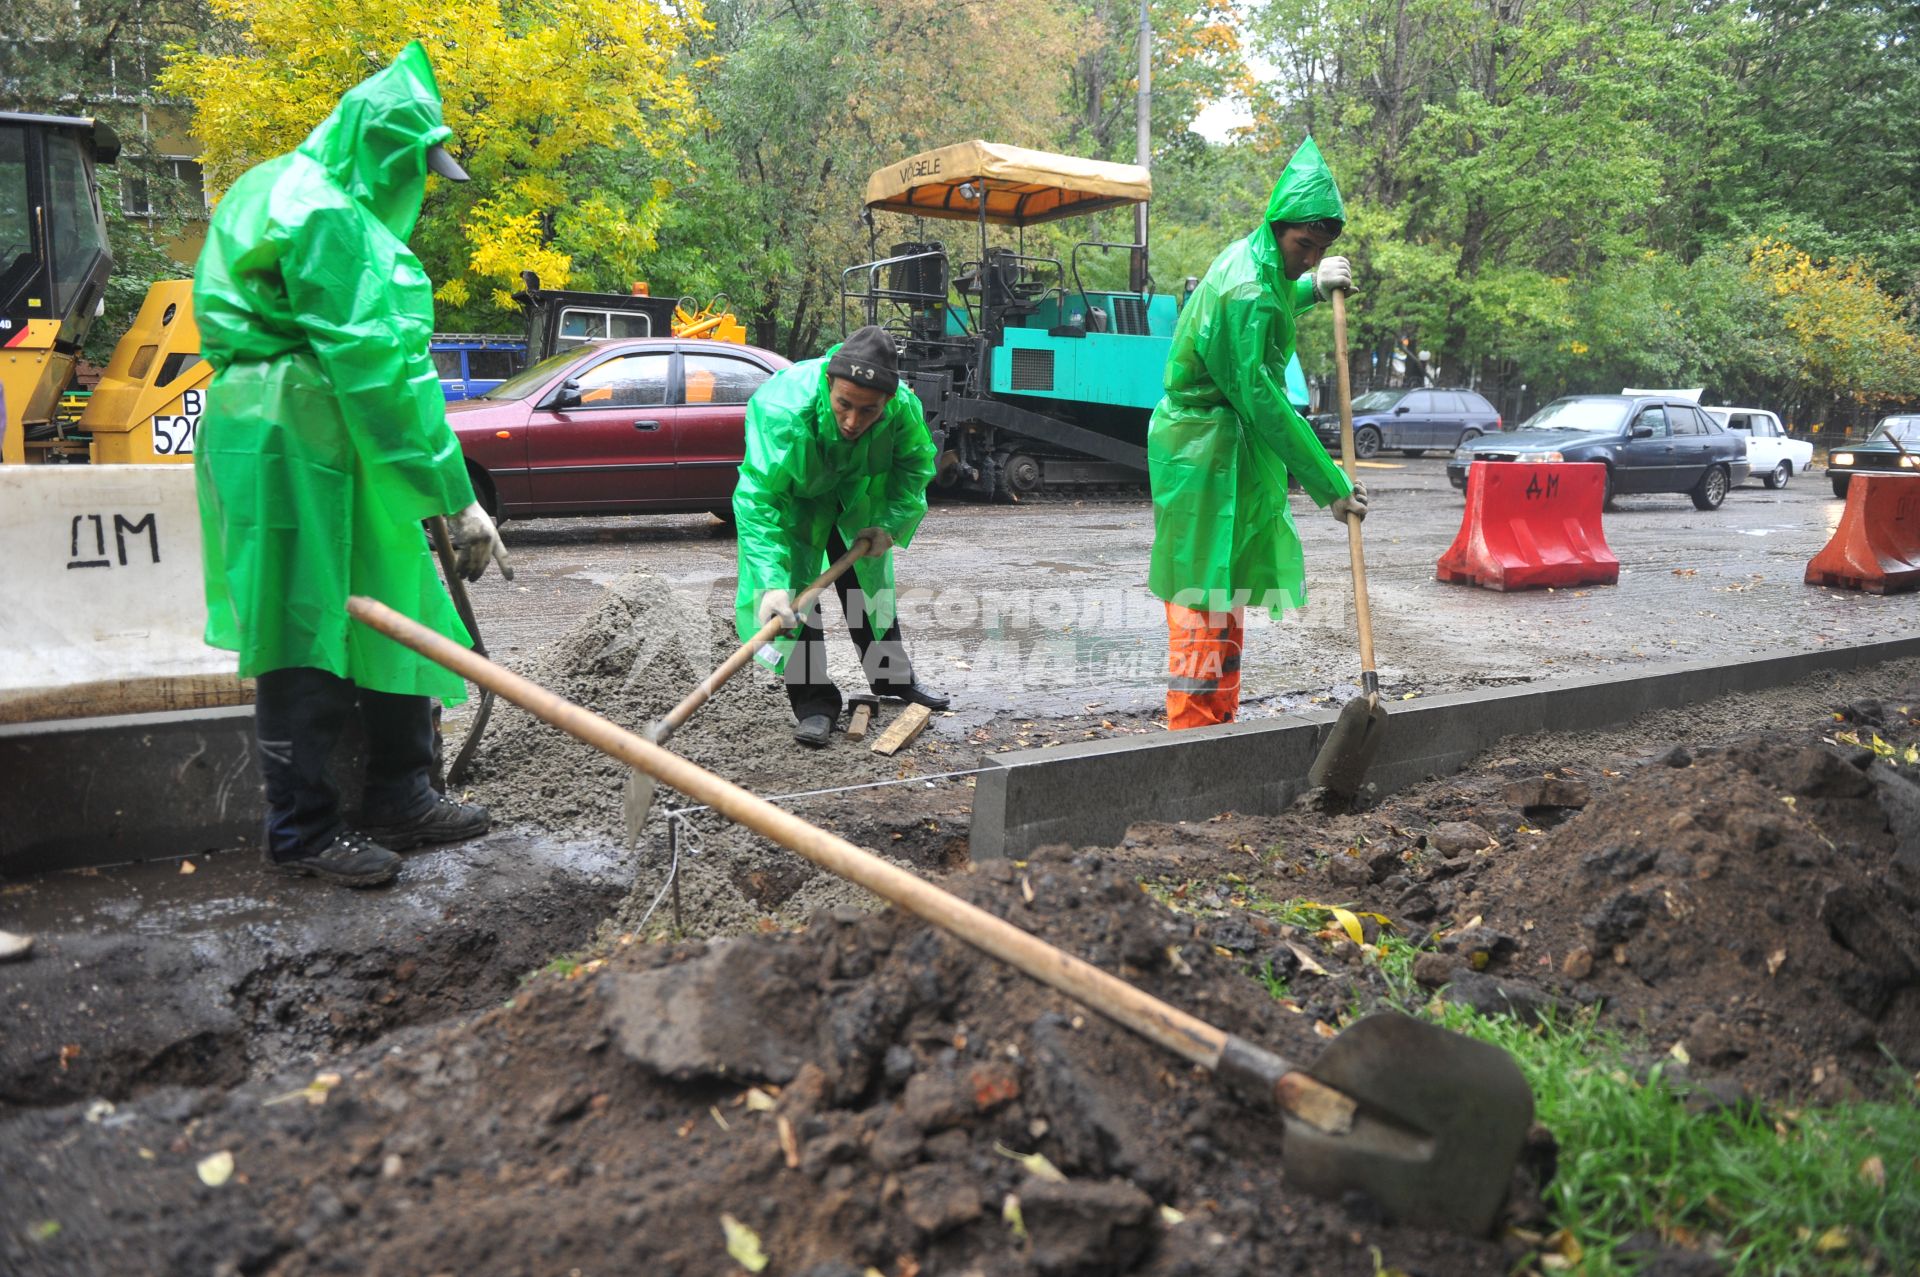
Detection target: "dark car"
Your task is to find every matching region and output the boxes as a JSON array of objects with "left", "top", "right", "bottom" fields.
[
  {"left": 1448, "top": 395, "right": 1750, "bottom": 510},
  {"left": 447, "top": 337, "right": 791, "bottom": 520},
  {"left": 1311, "top": 387, "right": 1502, "bottom": 459},
  {"left": 1824, "top": 415, "right": 1920, "bottom": 498}
]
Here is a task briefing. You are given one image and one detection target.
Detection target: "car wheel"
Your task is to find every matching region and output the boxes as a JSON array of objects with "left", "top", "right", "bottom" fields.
[
  {"left": 1401, "top": 449, "right": 1426, "bottom": 458},
  {"left": 1690, "top": 464, "right": 1729, "bottom": 511},
  {"left": 1353, "top": 426, "right": 1382, "bottom": 459},
  {"left": 1600, "top": 464, "right": 1617, "bottom": 509},
  {"left": 1831, "top": 474, "right": 1852, "bottom": 499},
  {"left": 1456, "top": 430, "right": 1481, "bottom": 452},
  {"left": 1763, "top": 460, "right": 1791, "bottom": 490},
  {"left": 467, "top": 464, "right": 499, "bottom": 519}
]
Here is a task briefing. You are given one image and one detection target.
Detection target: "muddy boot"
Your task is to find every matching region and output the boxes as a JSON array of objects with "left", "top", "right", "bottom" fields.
[
  {"left": 793, "top": 714, "right": 834, "bottom": 747},
  {"left": 361, "top": 797, "right": 491, "bottom": 851},
  {"left": 272, "top": 830, "right": 401, "bottom": 887},
  {"left": 0, "top": 930, "right": 33, "bottom": 963}
]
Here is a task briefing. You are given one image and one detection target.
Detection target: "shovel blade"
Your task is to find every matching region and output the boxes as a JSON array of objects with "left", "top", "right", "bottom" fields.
[
  {"left": 1309, "top": 694, "right": 1388, "bottom": 799},
  {"left": 622, "top": 723, "right": 668, "bottom": 848},
  {"left": 1281, "top": 1012, "right": 1534, "bottom": 1235}
]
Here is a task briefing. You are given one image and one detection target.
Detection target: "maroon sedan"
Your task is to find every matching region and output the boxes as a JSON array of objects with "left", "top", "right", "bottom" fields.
[{"left": 446, "top": 337, "right": 791, "bottom": 520}]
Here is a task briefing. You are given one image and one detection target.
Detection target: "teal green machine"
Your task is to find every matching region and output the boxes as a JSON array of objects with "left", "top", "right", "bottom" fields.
[{"left": 843, "top": 140, "right": 1309, "bottom": 500}]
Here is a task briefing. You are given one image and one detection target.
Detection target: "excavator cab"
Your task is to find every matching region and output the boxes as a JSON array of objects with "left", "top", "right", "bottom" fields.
[{"left": 1, "top": 113, "right": 118, "bottom": 464}]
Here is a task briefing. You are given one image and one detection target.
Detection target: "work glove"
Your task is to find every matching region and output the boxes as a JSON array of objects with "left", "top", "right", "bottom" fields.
[
  {"left": 756, "top": 588, "right": 798, "bottom": 630},
  {"left": 447, "top": 502, "right": 513, "bottom": 582},
  {"left": 1313, "top": 255, "right": 1355, "bottom": 301},
  {"left": 1330, "top": 480, "right": 1370, "bottom": 524},
  {"left": 852, "top": 526, "right": 894, "bottom": 557}
]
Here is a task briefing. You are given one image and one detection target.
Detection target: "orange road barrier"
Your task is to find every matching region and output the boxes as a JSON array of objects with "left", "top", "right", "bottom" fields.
[
  {"left": 1436, "top": 462, "right": 1619, "bottom": 592},
  {"left": 1805, "top": 474, "right": 1920, "bottom": 595}
]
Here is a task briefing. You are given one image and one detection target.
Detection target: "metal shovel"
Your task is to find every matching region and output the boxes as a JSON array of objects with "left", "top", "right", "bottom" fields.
[
  {"left": 621, "top": 537, "right": 873, "bottom": 846},
  {"left": 428, "top": 516, "right": 495, "bottom": 787},
  {"left": 348, "top": 594, "right": 1538, "bottom": 1235},
  {"left": 1309, "top": 289, "right": 1389, "bottom": 799}
]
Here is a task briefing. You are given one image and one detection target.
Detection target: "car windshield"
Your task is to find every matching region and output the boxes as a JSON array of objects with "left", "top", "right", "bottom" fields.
[
  {"left": 1518, "top": 397, "right": 1631, "bottom": 434},
  {"left": 1349, "top": 390, "right": 1406, "bottom": 412},
  {"left": 1871, "top": 416, "right": 1920, "bottom": 442},
  {"left": 480, "top": 349, "right": 581, "bottom": 401}
]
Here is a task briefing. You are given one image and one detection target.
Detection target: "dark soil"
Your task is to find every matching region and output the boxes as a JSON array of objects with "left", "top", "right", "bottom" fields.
[{"left": 6, "top": 680, "right": 1920, "bottom": 1274}]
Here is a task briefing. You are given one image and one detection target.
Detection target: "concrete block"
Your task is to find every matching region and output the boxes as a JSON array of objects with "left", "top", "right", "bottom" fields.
[{"left": 971, "top": 635, "right": 1920, "bottom": 860}]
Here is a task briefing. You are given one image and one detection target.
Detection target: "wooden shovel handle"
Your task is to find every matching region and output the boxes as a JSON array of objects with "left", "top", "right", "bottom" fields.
[
  {"left": 658, "top": 537, "right": 871, "bottom": 737},
  {"left": 349, "top": 594, "right": 1233, "bottom": 1069},
  {"left": 1330, "top": 290, "right": 1378, "bottom": 690}
]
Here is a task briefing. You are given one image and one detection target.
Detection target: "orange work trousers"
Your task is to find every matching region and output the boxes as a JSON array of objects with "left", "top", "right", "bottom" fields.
[{"left": 1165, "top": 602, "right": 1244, "bottom": 730}]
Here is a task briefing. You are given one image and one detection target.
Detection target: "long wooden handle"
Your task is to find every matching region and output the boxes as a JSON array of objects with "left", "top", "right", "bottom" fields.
[
  {"left": 657, "top": 537, "right": 871, "bottom": 739},
  {"left": 349, "top": 594, "right": 1229, "bottom": 1067},
  {"left": 1330, "top": 291, "right": 1378, "bottom": 693},
  {"left": 428, "top": 517, "right": 488, "bottom": 658}
]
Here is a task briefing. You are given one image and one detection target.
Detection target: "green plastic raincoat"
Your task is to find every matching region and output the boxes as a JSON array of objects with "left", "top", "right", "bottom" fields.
[
  {"left": 732, "top": 354, "right": 938, "bottom": 671},
  {"left": 193, "top": 42, "right": 474, "bottom": 702},
  {"left": 1147, "top": 137, "right": 1353, "bottom": 617}
]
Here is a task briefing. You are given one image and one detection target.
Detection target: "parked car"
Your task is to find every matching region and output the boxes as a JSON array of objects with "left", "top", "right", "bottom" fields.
[
  {"left": 447, "top": 337, "right": 790, "bottom": 520},
  {"left": 431, "top": 333, "right": 528, "bottom": 401},
  {"left": 1702, "top": 406, "right": 1813, "bottom": 489},
  {"left": 1825, "top": 414, "right": 1920, "bottom": 498},
  {"left": 1310, "top": 387, "right": 1501, "bottom": 459},
  {"left": 1448, "top": 394, "right": 1750, "bottom": 510}
]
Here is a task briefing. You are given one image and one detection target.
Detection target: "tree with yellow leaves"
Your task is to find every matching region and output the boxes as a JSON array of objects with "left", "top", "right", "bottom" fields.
[
  {"left": 1747, "top": 237, "right": 1920, "bottom": 422},
  {"left": 160, "top": 0, "right": 707, "bottom": 323}
]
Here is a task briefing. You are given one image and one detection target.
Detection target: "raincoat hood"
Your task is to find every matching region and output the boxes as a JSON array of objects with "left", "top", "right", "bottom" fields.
[
  {"left": 295, "top": 41, "right": 454, "bottom": 240},
  {"left": 1261, "top": 136, "right": 1345, "bottom": 230}
]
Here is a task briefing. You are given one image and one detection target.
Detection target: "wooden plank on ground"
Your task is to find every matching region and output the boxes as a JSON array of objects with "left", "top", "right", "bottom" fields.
[
  {"left": 869, "top": 702, "right": 931, "bottom": 756},
  {"left": 846, "top": 700, "right": 876, "bottom": 740}
]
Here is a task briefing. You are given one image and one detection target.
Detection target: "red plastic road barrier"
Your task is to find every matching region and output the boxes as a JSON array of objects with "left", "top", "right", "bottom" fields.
[
  {"left": 1436, "top": 462, "right": 1619, "bottom": 592},
  {"left": 1805, "top": 473, "right": 1920, "bottom": 595}
]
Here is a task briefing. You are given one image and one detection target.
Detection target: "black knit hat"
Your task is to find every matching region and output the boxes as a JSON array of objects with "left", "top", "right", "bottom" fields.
[{"left": 826, "top": 325, "right": 900, "bottom": 395}]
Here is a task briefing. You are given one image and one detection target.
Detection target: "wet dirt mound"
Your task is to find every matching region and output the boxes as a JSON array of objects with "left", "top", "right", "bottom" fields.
[
  {"left": 464, "top": 570, "right": 946, "bottom": 937},
  {"left": 0, "top": 849, "right": 1523, "bottom": 1277}
]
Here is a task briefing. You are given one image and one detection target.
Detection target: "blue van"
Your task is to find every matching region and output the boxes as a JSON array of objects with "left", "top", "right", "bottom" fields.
[{"left": 431, "top": 334, "right": 528, "bottom": 401}]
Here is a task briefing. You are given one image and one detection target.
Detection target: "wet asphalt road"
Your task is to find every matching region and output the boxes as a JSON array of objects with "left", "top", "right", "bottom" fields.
[{"left": 460, "top": 457, "right": 1913, "bottom": 728}]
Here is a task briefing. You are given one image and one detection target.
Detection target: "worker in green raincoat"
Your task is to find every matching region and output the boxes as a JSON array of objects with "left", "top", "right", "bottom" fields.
[
  {"left": 194, "top": 42, "right": 511, "bottom": 887},
  {"left": 733, "top": 325, "right": 948, "bottom": 747},
  {"left": 1148, "top": 136, "right": 1370, "bottom": 730}
]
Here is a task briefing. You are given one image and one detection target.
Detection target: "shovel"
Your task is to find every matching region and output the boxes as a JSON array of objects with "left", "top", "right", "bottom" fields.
[
  {"left": 347, "top": 593, "right": 1538, "bottom": 1235},
  {"left": 621, "top": 537, "right": 873, "bottom": 845},
  {"left": 428, "top": 516, "right": 495, "bottom": 787},
  {"left": 1308, "top": 288, "right": 1389, "bottom": 800}
]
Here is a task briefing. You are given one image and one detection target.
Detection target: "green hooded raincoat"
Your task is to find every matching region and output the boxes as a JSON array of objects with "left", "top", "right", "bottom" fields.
[
  {"left": 1147, "top": 137, "right": 1353, "bottom": 617},
  {"left": 193, "top": 42, "right": 474, "bottom": 703},
  {"left": 732, "top": 354, "right": 937, "bottom": 671}
]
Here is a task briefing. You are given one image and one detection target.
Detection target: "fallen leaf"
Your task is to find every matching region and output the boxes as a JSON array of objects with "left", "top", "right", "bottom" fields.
[
  {"left": 720, "top": 1213, "right": 769, "bottom": 1272},
  {"left": 1003, "top": 1194, "right": 1028, "bottom": 1239},
  {"left": 1313, "top": 1020, "right": 1338, "bottom": 1039},
  {"left": 179, "top": 860, "right": 196, "bottom": 875},
  {"left": 1669, "top": 1041, "right": 1691, "bottom": 1065},
  {"left": 1814, "top": 1226, "right": 1850, "bottom": 1254},
  {"left": 196, "top": 1151, "right": 235, "bottom": 1187},
  {"left": 1767, "top": 949, "right": 1787, "bottom": 977},
  {"left": 1859, "top": 1155, "right": 1886, "bottom": 1189},
  {"left": 994, "top": 1142, "right": 1066, "bottom": 1182},
  {"left": 31, "top": 1220, "right": 60, "bottom": 1241},
  {"left": 1286, "top": 941, "right": 1329, "bottom": 976},
  {"left": 743, "top": 1088, "right": 776, "bottom": 1112},
  {"left": 1159, "top": 1203, "right": 1186, "bottom": 1225}
]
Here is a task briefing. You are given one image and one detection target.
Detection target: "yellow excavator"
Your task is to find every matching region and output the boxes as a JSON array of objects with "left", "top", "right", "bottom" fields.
[{"left": 1, "top": 111, "right": 209, "bottom": 466}]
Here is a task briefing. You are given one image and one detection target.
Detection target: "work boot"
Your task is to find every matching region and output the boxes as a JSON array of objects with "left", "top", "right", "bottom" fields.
[
  {"left": 793, "top": 714, "right": 834, "bottom": 747},
  {"left": 272, "top": 830, "right": 401, "bottom": 887},
  {"left": 881, "top": 680, "right": 951, "bottom": 711},
  {"left": 0, "top": 929, "right": 33, "bottom": 963},
  {"left": 360, "top": 797, "right": 491, "bottom": 852}
]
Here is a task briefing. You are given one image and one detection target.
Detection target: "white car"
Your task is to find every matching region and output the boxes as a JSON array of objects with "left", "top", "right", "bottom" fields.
[{"left": 1703, "top": 407, "right": 1814, "bottom": 489}]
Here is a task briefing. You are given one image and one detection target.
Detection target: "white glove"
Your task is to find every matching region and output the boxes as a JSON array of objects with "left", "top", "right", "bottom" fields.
[
  {"left": 447, "top": 501, "right": 513, "bottom": 582},
  {"left": 756, "top": 588, "right": 798, "bottom": 629},
  {"left": 1313, "top": 255, "right": 1354, "bottom": 301},
  {"left": 852, "top": 526, "right": 894, "bottom": 557},
  {"left": 1331, "top": 480, "right": 1369, "bottom": 524}
]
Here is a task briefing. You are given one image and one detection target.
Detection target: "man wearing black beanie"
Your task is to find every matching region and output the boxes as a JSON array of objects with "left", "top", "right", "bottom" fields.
[{"left": 731, "top": 325, "right": 951, "bottom": 746}]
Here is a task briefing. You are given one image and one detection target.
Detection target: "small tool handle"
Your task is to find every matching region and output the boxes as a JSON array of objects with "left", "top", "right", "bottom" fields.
[
  {"left": 1330, "top": 290, "right": 1379, "bottom": 698},
  {"left": 656, "top": 536, "right": 872, "bottom": 740},
  {"left": 352, "top": 595, "right": 1243, "bottom": 1067}
]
